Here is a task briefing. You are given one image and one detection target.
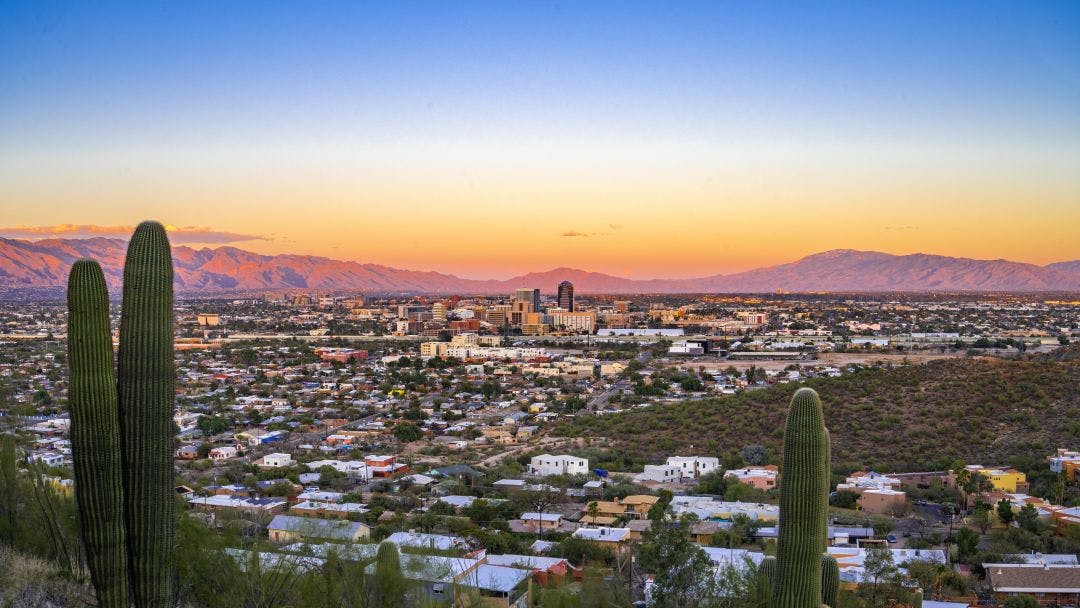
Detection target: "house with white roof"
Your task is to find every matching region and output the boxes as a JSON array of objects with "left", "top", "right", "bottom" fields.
[
  {"left": 634, "top": 464, "right": 681, "bottom": 484},
  {"left": 267, "top": 514, "right": 369, "bottom": 543},
  {"left": 571, "top": 527, "right": 632, "bottom": 553},
  {"left": 385, "top": 531, "right": 468, "bottom": 552}
]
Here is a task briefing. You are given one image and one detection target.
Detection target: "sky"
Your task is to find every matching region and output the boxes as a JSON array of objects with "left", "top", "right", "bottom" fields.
[{"left": 1, "top": 2, "right": 1079, "bottom": 279}]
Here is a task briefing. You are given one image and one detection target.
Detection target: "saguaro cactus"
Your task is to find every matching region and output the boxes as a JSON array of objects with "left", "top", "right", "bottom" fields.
[
  {"left": 771, "top": 387, "right": 830, "bottom": 608},
  {"left": 821, "top": 554, "right": 839, "bottom": 607},
  {"left": 118, "top": 221, "right": 176, "bottom": 608},
  {"left": 67, "top": 261, "right": 129, "bottom": 608},
  {"left": 756, "top": 555, "right": 777, "bottom": 603},
  {"left": 913, "top": 589, "right": 923, "bottom": 608}
]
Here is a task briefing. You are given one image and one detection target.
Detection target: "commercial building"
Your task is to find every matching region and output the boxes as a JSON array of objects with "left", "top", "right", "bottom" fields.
[
  {"left": 550, "top": 311, "right": 596, "bottom": 334},
  {"left": 432, "top": 302, "right": 447, "bottom": 323},
  {"left": 557, "top": 281, "right": 574, "bottom": 312},
  {"left": 514, "top": 288, "right": 541, "bottom": 313}
]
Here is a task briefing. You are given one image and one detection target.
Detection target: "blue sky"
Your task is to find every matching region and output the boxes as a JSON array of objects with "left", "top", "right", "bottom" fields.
[{"left": 4, "top": 2, "right": 1078, "bottom": 146}]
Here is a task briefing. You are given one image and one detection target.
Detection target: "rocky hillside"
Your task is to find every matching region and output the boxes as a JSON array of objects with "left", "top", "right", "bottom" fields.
[{"left": 554, "top": 350, "right": 1080, "bottom": 471}]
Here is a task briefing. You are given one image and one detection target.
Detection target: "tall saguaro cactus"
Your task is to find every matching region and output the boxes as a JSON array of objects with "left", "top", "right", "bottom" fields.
[
  {"left": 772, "top": 387, "right": 830, "bottom": 608},
  {"left": 67, "top": 261, "right": 129, "bottom": 608},
  {"left": 118, "top": 221, "right": 176, "bottom": 608}
]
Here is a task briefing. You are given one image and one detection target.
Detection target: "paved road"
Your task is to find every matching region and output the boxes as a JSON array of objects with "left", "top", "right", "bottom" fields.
[
  {"left": 585, "top": 381, "right": 627, "bottom": 414},
  {"left": 585, "top": 350, "right": 652, "bottom": 414},
  {"left": 475, "top": 436, "right": 567, "bottom": 468}
]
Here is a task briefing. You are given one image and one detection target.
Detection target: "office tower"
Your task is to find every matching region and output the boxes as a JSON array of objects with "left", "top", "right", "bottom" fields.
[
  {"left": 514, "top": 288, "right": 541, "bottom": 312},
  {"left": 432, "top": 302, "right": 446, "bottom": 322},
  {"left": 558, "top": 281, "right": 574, "bottom": 312},
  {"left": 614, "top": 300, "right": 630, "bottom": 313}
]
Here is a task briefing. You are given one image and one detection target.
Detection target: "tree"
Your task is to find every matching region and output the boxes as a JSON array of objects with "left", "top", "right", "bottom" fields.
[
  {"left": 739, "top": 444, "right": 766, "bottom": 466},
  {"left": 637, "top": 514, "right": 720, "bottom": 608},
  {"left": 830, "top": 490, "right": 860, "bottom": 510},
  {"left": 996, "top": 499, "right": 1015, "bottom": 526},
  {"left": 956, "top": 526, "right": 979, "bottom": 560},
  {"left": 971, "top": 503, "right": 992, "bottom": 534},
  {"left": 392, "top": 422, "right": 423, "bottom": 443},
  {"left": 860, "top": 547, "right": 901, "bottom": 607},
  {"left": 585, "top": 501, "right": 600, "bottom": 523},
  {"left": 693, "top": 470, "right": 727, "bottom": 496},
  {"left": 196, "top": 415, "right": 229, "bottom": 437},
  {"left": 1003, "top": 595, "right": 1040, "bottom": 608},
  {"left": 1017, "top": 503, "right": 1041, "bottom": 534},
  {"left": 1051, "top": 476, "right": 1066, "bottom": 506}
]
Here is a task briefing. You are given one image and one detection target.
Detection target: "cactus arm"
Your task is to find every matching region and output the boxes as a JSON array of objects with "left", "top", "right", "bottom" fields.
[
  {"left": 820, "top": 554, "right": 839, "bottom": 607},
  {"left": 67, "top": 260, "right": 129, "bottom": 608}
]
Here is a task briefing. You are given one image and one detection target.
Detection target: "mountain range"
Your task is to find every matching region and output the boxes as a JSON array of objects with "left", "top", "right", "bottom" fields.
[{"left": 1, "top": 237, "right": 1079, "bottom": 294}]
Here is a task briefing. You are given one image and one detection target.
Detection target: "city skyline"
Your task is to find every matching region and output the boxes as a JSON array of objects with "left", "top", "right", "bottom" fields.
[{"left": 3, "top": 2, "right": 1079, "bottom": 278}]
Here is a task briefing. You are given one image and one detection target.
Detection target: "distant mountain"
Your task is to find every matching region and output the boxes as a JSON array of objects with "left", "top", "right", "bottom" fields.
[
  {"left": 1, "top": 238, "right": 1079, "bottom": 294},
  {"left": 695, "top": 249, "right": 1080, "bottom": 292},
  {"left": 1046, "top": 260, "right": 1080, "bottom": 275}
]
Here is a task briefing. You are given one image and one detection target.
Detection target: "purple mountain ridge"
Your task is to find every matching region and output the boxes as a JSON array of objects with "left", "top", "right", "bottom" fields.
[{"left": 1, "top": 238, "right": 1079, "bottom": 293}]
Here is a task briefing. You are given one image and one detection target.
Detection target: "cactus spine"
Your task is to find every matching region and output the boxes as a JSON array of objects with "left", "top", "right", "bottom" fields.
[
  {"left": 118, "top": 221, "right": 175, "bottom": 608},
  {"left": 67, "top": 261, "right": 129, "bottom": 608},
  {"left": 771, "top": 387, "right": 830, "bottom": 608}
]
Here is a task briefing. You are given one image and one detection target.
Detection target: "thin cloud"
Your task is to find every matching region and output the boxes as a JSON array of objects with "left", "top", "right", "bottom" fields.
[
  {"left": 609, "top": 224, "right": 624, "bottom": 230},
  {"left": 883, "top": 225, "right": 919, "bottom": 231},
  {"left": 0, "top": 224, "right": 270, "bottom": 244},
  {"left": 561, "top": 230, "right": 612, "bottom": 238}
]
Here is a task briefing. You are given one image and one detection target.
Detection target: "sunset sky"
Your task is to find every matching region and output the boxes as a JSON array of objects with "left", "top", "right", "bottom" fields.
[{"left": 2, "top": 2, "right": 1079, "bottom": 279}]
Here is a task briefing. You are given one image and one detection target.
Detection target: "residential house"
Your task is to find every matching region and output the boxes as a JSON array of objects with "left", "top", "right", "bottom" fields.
[
  {"left": 267, "top": 514, "right": 369, "bottom": 543},
  {"left": 634, "top": 464, "right": 682, "bottom": 484},
  {"left": 670, "top": 496, "right": 779, "bottom": 523},
  {"left": 571, "top": 527, "right": 632, "bottom": 554},
  {"left": 187, "top": 494, "right": 286, "bottom": 518},
  {"left": 209, "top": 445, "right": 239, "bottom": 461},
  {"left": 365, "top": 454, "right": 409, "bottom": 477},
  {"left": 1049, "top": 449, "right": 1080, "bottom": 482},
  {"left": 984, "top": 563, "right": 1080, "bottom": 604},
  {"left": 724, "top": 466, "right": 778, "bottom": 491},
  {"left": 259, "top": 453, "right": 294, "bottom": 469},
  {"left": 528, "top": 454, "right": 589, "bottom": 477},
  {"left": 666, "top": 456, "right": 720, "bottom": 480},
  {"left": 836, "top": 471, "right": 907, "bottom": 515},
  {"left": 483, "top": 554, "right": 572, "bottom": 587},
  {"left": 175, "top": 445, "right": 200, "bottom": 460},
  {"left": 966, "top": 465, "right": 1029, "bottom": 493}
]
